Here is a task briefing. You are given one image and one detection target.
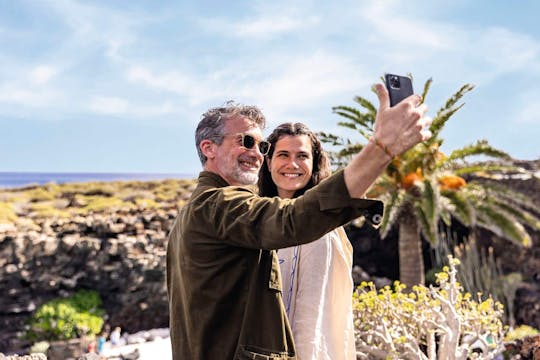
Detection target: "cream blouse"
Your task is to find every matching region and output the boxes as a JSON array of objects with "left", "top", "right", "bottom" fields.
[{"left": 278, "top": 226, "right": 356, "bottom": 360}]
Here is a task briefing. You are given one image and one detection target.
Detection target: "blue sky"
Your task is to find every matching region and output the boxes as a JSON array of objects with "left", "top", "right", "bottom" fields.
[{"left": 1, "top": 0, "right": 539, "bottom": 175}]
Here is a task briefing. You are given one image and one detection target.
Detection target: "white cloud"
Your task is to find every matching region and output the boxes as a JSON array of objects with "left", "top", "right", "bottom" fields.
[
  {"left": 89, "top": 96, "right": 129, "bottom": 115},
  {"left": 0, "top": 84, "right": 64, "bottom": 107},
  {"left": 248, "top": 52, "right": 366, "bottom": 106},
  {"left": 351, "top": 1, "right": 540, "bottom": 87},
  {"left": 231, "top": 15, "right": 319, "bottom": 38},
  {"left": 30, "top": 65, "right": 57, "bottom": 85},
  {"left": 198, "top": 0, "right": 320, "bottom": 40},
  {"left": 518, "top": 103, "right": 540, "bottom": 124},
  {"left": 44, "top": 0, "right": 141, "bottom": 63},
  {"left": 125, "top": 65, "right": 236, "bottom": 107},
  {"left": 88, "top": 95, "right": 187, "bottom": 118},
  {"left": 359, "top": 0, "right": 454, "bottom": 49},
  {"left": 515, "top": 92, "right": 540, "bottom": 125},
  {"left": 476, "top": 27, "right": 540, "bottom": 74},
  {"left": 126, "top": 66, "right": 190, "bottom": 94}
]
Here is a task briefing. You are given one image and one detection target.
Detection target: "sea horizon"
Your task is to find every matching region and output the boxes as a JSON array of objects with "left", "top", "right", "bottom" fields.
[{"left": 0, "top": 171, "right": 197, "bottom": 189}]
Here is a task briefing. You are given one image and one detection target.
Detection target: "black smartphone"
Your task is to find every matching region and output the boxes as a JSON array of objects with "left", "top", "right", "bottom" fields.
[{"left": 385, "top": 73, "right": 414, "bottom": 107}]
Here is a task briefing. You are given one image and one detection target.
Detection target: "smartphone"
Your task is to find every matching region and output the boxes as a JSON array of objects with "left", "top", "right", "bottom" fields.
[{"left": 385, "top": 73, "right": 414, "bottom": 107}]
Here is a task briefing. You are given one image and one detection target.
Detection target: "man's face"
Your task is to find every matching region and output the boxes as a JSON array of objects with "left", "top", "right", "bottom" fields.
[{"left": 214, "top": 116, "right": 265, "bottom": 186}]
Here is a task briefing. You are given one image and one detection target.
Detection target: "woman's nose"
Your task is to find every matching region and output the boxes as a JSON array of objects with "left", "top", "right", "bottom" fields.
[{"left": 287, "top": 159, "right": 299, "bottom": 168}]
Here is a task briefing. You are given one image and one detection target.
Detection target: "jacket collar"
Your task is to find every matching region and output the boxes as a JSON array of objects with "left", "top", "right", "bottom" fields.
[
  {"left": 197, "top": 171, "right": 230, "bottom": 188},
  {"left": 196, "top": 171, "right": 258, "bottom": 194}
]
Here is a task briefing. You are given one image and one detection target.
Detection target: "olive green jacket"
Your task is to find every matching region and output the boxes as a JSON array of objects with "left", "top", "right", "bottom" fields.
[{"left": 166, "top": 170, "right": 382, "bottom": 360}]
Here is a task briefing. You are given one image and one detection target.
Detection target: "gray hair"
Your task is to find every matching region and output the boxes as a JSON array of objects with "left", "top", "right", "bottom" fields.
[{"left": 195, "top": 101, "right": 266, "bottom": 165}]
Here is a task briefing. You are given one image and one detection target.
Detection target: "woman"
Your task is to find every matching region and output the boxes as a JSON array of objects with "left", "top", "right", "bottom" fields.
[{"left": 258, "top": 122, "right": 356, "bottom": 359}]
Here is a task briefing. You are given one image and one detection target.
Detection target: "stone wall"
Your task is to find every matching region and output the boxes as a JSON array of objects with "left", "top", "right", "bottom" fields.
[{"left": 0, "top": 207, "right": 176, "bottom": 353}]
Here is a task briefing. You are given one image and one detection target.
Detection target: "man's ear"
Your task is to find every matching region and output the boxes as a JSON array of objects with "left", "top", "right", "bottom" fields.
[{"left": 200, "top": 139, "right": 217, "bottom": 160}]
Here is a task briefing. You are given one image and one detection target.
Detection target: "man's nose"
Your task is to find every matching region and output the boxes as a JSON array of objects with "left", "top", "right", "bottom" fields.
[{"left": 247, "top": 145, "right": 264, "bottom": 159}]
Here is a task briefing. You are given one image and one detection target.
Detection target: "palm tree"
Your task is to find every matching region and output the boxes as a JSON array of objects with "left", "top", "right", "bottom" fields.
[{"left": 320, "top": 78, "right": 540, "bottom": 287}]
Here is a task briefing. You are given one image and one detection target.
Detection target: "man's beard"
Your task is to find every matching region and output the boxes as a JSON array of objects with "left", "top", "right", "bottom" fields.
[
  {"left": 232, "top": 167, "right": 259, "bottom": 185},
  {"left": 217, "top": 155, "right": 260, "bottom": 185}
]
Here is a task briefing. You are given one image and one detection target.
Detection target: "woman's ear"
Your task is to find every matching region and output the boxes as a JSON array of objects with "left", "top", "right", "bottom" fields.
[{"left": 200, "top": 139, "right": 216, "bottom": 161}]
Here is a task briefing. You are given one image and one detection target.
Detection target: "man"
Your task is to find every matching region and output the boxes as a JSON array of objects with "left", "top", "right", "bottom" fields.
[{"left": 167, "top": 85, "right": 431, "bottom": 359}]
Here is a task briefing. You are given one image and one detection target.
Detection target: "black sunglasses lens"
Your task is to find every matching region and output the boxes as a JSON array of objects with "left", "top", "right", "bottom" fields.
[
  {"left": 242, "top": 134, "right": 256, "bottom": 149},
  {"left": 259, "top": 141, "right": 270, "bottom": 155}
]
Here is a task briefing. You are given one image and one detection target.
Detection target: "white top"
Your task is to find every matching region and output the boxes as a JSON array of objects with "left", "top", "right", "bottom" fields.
[{"left": 278, "top": 227, "right": 356, "bottom": 360}]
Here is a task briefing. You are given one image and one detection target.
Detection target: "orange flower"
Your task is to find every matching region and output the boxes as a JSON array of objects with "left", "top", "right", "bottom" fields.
[
  {"left": 402, "top": 169, "right": 423, "bottom": 190},
  {"left": 438, "top": 175, "right": 466, "bottom": 191}
]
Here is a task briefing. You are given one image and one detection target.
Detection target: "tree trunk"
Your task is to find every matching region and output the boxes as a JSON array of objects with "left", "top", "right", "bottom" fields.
[{"left": 398, "top": 203, "right": 425, "bottom": 288}]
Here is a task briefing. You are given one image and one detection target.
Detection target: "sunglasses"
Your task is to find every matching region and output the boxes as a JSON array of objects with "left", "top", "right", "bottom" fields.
[{"left": 222, "top": 133, "right": 271, "bottom": 155}]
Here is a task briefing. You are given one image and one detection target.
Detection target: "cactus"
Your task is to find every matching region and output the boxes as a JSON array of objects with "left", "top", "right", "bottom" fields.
[{"left": 353, "top": 256, "right": 506, "bottom": 359}]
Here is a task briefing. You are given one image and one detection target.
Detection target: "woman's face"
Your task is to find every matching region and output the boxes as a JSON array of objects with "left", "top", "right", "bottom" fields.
[{"left": 268, "top": 134, "right": 313, "bottom": 199}]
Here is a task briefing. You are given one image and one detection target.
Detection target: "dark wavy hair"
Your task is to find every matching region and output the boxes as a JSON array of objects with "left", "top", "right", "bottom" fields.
[{"left": 258, "top": 122, "right": 331, "bottom": 198}]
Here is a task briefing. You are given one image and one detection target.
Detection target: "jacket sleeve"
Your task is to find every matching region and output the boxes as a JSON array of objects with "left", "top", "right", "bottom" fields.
[{"left": 190, "top": 169, "right": 383, "bottom": 250}]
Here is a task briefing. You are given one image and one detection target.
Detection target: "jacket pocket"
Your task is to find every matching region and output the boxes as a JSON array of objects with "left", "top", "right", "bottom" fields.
[
  {"left": 237, "top": 345, "right": 295, "bottom": 359},
  {"left": 268, "top": 250, "right": 282, "bottom": 292}
]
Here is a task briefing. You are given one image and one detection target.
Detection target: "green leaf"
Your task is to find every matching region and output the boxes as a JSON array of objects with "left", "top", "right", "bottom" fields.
[
  {"left": 477, "top": 204, "right": 532, "bottom": 247},
  {"left": 446, "top": 140, "right": 511, "bottom": 163}
]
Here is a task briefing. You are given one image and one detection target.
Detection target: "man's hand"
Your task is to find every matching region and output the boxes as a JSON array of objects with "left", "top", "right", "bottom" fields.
[
  {"left": 372, "top": 83, "right": 432, "bottom": 157},
  {"left": 343, "top": 83, "right": 432, "bottom": 198}
]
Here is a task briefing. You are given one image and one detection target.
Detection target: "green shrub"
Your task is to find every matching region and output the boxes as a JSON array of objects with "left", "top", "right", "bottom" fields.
[
  {"left": 353, "top": 256, "right": 506, "bottom": 359},
  {"left": 505, "top": 325, "right": 540, "bottom": 341},
  {"left": 28, "top": 202, "right": 70, "bottom": 218},
  {"left": 135, "top": 198, "right": 160, "bottom": 209},
  {"left": 454, "top": 238, "right": 522, "bottom": 327},
  {"left": 30, "top": 341, "right": 50, "bottom": 354},
  {"left": 26, "top": 188, "right": 56, "bottom": 202},
  {"left": 0, "top": 201, "right": 18, "bottom": 223},
  {"left": 430, "top": 232, "right": 521, "bottom": 327},
  {"left": 26, "top": 290, "right": 105, "bottom": 341},
  {"left": 78, "top": 196, "right": 130, "bottom": 213}
]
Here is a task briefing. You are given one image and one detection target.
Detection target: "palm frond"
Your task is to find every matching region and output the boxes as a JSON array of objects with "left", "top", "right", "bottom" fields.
[
  {"left": 335, "top": 122, "right": 371, "bottom": 141},
  {"left": 494, "top": 200, "right": 540, "bottom": 231},
  {"left": 420, "top": 78, "right": 433, "bottom": 104},
  {"left": 318, "top": 132, "right": 348, "bottom": 147},
  {"left": 475, "top": 180, "right": 540, "bottom": 214},
  {"left": 476, "top": 204, "right": 532, "bottom": 247},
  {"left": 379, "top": 191, "right": 405, "bottom": 238},
  {"left": 332, "top": 106, "right": 373, "bottom": 129},
  {"left": 414, "top": 202, "right": 438, "bottom": 245},
  {"left": 441, "top": 190, "right": 476, "bottom": 226},
  {"left": 336, "top": 121, "right": 359, "bottom": 131},
  {"left": 427, "top": 83, "right": 474, "bottom": 143},
  {"left": 438, "top": 197, "right": 453, "bottom": 226},
  {"left": 438, "top": 83, "right": 475, "bottom": 115},
  {"left": 353, "top": 96, "right": 377, "bottom": 117},
  {"left": 415, "top": 179, "right": 439, "bottom": 245},
  {"left": 452, "top": 164, "right": 518, "bottom": 176},
  {"left": 336, "top": 143, "right": 364, "bottom": 158},
  {"left": 428, "top": 105, "right": 464, "bottom": 142},
  {"left": 446, "top": 140, "right": 511, "bottom": 163}
]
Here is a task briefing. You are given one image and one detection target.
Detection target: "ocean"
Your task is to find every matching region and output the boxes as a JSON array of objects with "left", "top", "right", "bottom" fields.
[{"left": 0, "top": 172, "right": 195, "bottom": 189}]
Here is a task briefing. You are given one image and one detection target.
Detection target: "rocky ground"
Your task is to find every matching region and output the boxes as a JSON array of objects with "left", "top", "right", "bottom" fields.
[{"left": 0, "top": 178, "right": 195, "bottom": 354}]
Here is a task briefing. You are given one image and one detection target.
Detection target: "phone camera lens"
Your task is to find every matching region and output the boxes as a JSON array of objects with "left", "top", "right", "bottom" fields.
[{"left": 389, "top": 76, "right": 401, "bottom": 89}]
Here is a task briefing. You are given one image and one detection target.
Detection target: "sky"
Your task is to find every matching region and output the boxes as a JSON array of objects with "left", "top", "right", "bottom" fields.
[{"left": 1, "top": 0, "right": 539, "bottom": 175}]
